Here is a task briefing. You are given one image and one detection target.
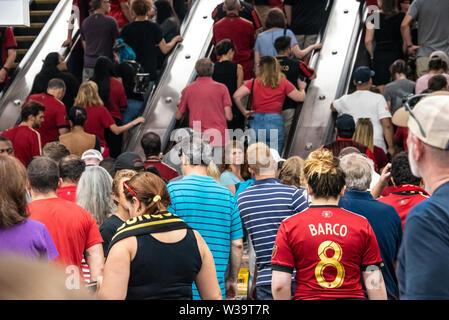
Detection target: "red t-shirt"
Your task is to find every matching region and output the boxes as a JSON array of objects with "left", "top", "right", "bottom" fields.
[
  {"left": 26, "top": 93, "right": 69, "bottom": 147},
  {"left": 108, "top": 77, "right": 127, "bottom": 121},
  {"left": 395, "top": 126, "right": 408, "bottom": 151},
  {"left": 57, "top": 185, "right": 78, "bottom": 202},
  {"left": 213, "top": 16, "right": 256, "bottom": 80},
  {"left": 272, "top": 206, "right": 383, "bottom": 300},
  {"left": 244, "top": 78, "right": 296, "bottom": 114},
  {"left": 144, "top": 159, "right": 179, "bottom": 182},
  {"left": 179, "top": 77, "right": 232, "bottom": 146},
  {"left": 378, "top": 184, "right": 429, "bottom": 229},
  {"left": 108, "top": 0, "right": 129, "bottom": 29},
  {"left": 2, "top": 125, "right": 41, "bottom": 166},
  {"left": 84, "top": 105, "right": 115, "bottom": 147},
  {"left": 1, "top": 27, "right": 18, "bottom": 82},
  {"left": 28, "top": 198, "right": 103, "bottom": 271}
]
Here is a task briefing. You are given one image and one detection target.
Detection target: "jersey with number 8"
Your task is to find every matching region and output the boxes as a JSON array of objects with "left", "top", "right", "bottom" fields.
[{"left": 271, "top": 206, "right": 383, "bottom": 300}]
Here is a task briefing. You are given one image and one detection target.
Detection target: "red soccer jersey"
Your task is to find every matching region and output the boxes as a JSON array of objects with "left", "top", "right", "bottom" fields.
[
  {"left": 272, "top": 205, "right": 383, "bottom": 300},
  {"left": 26, "top": 93, "right": 69, "bottom": 147},
  {"left": 28, "top": 198, "right": 103, "bottom": 272},
  {"left": 213, "top": 16, "right": 255, "bottom": 80},
  {"left": 144, "top": 159, "right": 179, "bottom": 182},
  {"left": 108, "top": 77, "right": 127, "bottom": 121},
  {"left": 83, "top": 105, "right": 115, "bottom": 147},
  {"left": 378, "top": 184, "right": 429, "bottom": 229},
  {"left": 2, "top": 125, "right": 41, "bottom": 166},
  {"left": 57, "top": 185, "right": 78, "bottom": 202}
]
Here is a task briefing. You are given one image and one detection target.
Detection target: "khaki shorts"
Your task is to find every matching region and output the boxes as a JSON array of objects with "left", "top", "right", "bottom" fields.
[{"left": 416, "top": 56, "right": 431, "bottom": 78}]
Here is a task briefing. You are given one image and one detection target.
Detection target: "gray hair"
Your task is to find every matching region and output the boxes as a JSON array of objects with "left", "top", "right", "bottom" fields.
[
  {"left": 195, "top": 58, "right": 214, "bottom": 77},
  {"left": 76, "top": 166, "right": 115, "bottom": 226},
  {"left": 176, "top": 133, "right": 213, "bottom": 166},
  {"left": 339, "top": 153, "right": 372, "bottom": 191},
  {"left": 224, "top": 0, "right": 240, "bottom": 11}
]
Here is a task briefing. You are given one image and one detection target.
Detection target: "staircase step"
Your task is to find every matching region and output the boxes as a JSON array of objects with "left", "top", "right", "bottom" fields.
[
  {"left": 30, "top": 10, "right": 53, "bottom": 16},
  {"left": 15, "top": 22, "right": 46, "bottom": 28},
  {"left": 33, "top": 0, "right": 60, "bottom": 3},
  {"left": 16, "top": 49, "right": 28, "bottom": 55},
  {"left": 15, "top": 35, "right": 38, "bottom": 42}
]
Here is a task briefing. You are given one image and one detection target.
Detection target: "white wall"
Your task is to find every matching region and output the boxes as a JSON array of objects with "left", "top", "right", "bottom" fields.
[{"left": 0, "top": 0, "right": 30, "bottom": 26}]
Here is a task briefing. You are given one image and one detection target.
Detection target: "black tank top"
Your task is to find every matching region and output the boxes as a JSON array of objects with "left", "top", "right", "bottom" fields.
[
  {"left": 213, "top": 60, "right": 238, "bottom": 98},
  {"left": 126, "top": 228, "right": 202, "bottom": 300}
]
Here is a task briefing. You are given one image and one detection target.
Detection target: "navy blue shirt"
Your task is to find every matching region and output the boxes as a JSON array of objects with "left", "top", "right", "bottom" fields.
[
  {"left": 397, "top": 181, "right": 449, "bottom": 299},
  {"left": 339, "top": 190, "right": 402, "bottom": 300}
]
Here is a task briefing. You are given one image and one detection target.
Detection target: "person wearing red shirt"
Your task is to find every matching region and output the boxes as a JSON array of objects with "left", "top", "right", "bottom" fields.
[
  {"left": 271, "top": 149, "right": 387, "bottom": 300},
  {"left": 0, "top": 27, "right": 17, "bottom": 91},
  {"left": 378, "top": 152, "right": 428, "bottom": 229},
  {"left": 2, "top": 101, "right": 45, "bottom": 166},
  {"left": 108, "top": 0, "right": 132, "bottom": 29},
  {"left": 213, "top": 0, "right": 256, "bottom": 80},
  {"left": 74, "top": 81, "right": 144, "bottom": 157},
  {"left": 212, "top": 0, "right": 262, "bottom": 32},
  {"left": 176, "top": 58, "right": 233, "bottom": 148},
  {"left": 141, "top": 131, "right": 179, "bottom": 182},
  {"left": 26, "top": 78, "right": 69, "bottom": 148},
  {"left": 27, "top": 157, "right": 104, "bottom": 283},
  {"left": 57, "top": 155, "right": 86, "bottom": 202}
]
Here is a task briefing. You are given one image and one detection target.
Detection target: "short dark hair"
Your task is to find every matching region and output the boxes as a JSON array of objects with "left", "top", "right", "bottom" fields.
[
  {"left": 21, "top": 101, "right": 45, "bottom": 122},
  {"left": 89, "top": 0, "right": 103, "bottom": 11},
  {"left": 68, "top": 106, "right": 88, "bottom": 127},
  {"left": 27, "top": 157, "right": 60, "bottom": 194},
  {"left": 131, "top": 0, "right": 150, "bottom": 16},
  {"left": 42, "top": 142, "right": 70, "bottom": 163},
  {"left": 47, "top": 78, "right": 66, "bottom": 91},
  {"left": 265, "top": 8, "right": 286, "bottom": 29},
  {"left": 215, "top": 39, "right": 235, "bottom": 57},
  {"left": 391, "top": 152, "right": 421, "bottom": 186},
  {"left": 141, "top": 132, "right": 162, "bottom": 157},
  {"left": 428, "top": 74, "right": 448, "bottom": 91},
  {"left": 274, "top": 36, "right": 291, "bottom": 54},
  {"left": 99, "top": 158, "right": 116, "bottom": 178},
  {"left": 428, "top": 57, "right": 448, "bottom": 73},
  {"left": 59, "top": 155, "right": 86, "bottom": 183}
]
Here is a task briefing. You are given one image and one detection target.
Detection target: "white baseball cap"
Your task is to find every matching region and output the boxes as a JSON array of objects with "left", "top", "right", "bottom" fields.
[
  {"left": 81, "top": 149, "right": 103, "bottom": 162},
  {"left": 270, "top": 148, "right": 286, "bottom": 163}
]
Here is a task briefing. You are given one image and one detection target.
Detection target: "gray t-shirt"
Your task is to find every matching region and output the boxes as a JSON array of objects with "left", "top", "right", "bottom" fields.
[
  {"left": 384, "top": 79, "right": 416, "bottom": 115},
  {"left": 408, "top": 0, "right": 449, "bottom": 57}
]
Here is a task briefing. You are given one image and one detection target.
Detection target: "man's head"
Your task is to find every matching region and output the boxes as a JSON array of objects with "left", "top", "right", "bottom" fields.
[
  {"left": 246, "top": 142, "right": 276, "bottom": 177},
  {"left": 177, "top": 134, "right": 213, "bottom": 170},
  {"left": 195, "top": 58, "right": 214, "bottom": 77},
  {"left": 274, "top": 36, "right": 292, "bottom": 56},
  {"left": 59, "top": 155, "right": 86, "bottom": 185},
  {"left": 114, "top": 152, "right": 145, "bottom": 173},
  {"left": 27, "top": 157, "right": 60, "bottom": 195},
  {"left": 90, "top": 0, "right": 110, "bottom": 14},
  {"left": 42, "top": 142, "right": 70, "bottom": 163},
  {"left": 0, "top": 137, "right": 13, "bottom": 156},
  {"left": 224, "top": 0, "right": 240, "bottom": 13},
  {"left": 390, "top": 151, "right": 421, "bottom": 187},
  {"left": 428, "top": 74, "right": 448, "bottom": 92},
  {"left": 335, "top": 114, "right": 355, "bottom": 139},
  {"left": 47, "top": 78, "right": 66, "bottom": 101},
  {"left": 20, "top": 101, "right": 45, "bottom": 129},
  {"left": 353, "top": 66, "right": 374, "bottom": 88},
  {"left": 339, "top": 153, "right": 372, "bottom": 192},
  {"left": 81, "top": 149, "right": 103, "bottom": 166},
  {"left": 131, "top": 0, "right": 150, "bottom": 17},
  {"left": 141, "top": 131, "right": 162, "bottom": 158}
]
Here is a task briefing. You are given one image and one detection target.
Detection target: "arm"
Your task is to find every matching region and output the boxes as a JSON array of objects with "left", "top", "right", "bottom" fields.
[
  {"left": 380, "top": 117, "right": 396, "bottom": 155},
  {"left": 400, "top": 14, "right": 419, "bottom": 55},
  {"left": 284, "top": 5, "right": 292, "bottom": 26},
  {"left": 287, "top": 80, "right": 306, "bottom": 102},
  {"left": 370, "top": 163, "right": 391, "bottom": 199},
  {"left": 292, "top": 43, "right": 322, "bottom": 60},
  {"left": 194, "top": 231, "right": 222, "bottom": 300},
  {"left": 97, "top": 238, "right": 135, "bottom": 300},
  {"left": 158, "top": 36, "right": 183, "bottom": 55},
  {"left": 272, "top": 270, "right": 293, "bottom": 300},
  {"left": 0, "top": 49, "right": 16, "bottom": 83},
  {"left": 362, "top": 268, "right": 388, "bottom": 300},
  {"left": 233, "top": 85, "right": 252, "bottom": 118},
  {"left": 254, "top": 51, "right": 260, "bottom": 75},
  {"left": 120, "top": 2, "right": 133, "bottom": 23},
  {"left": 237, "top": 64, "right": 244, "bottom": 88},
  {"left": 84, "top": 243, "right": 105, "bottom": 282},
  {"left": 224, "top": 106, "right": 233, "bottom": 122},
  {"left": 109, "top": 116, "right": 145, "bottom": 135},
  {"left": 225, "top": 238, "right": 243, "bottom": 300},
  {"left": 330, "top": 103, "right": 337, "bottom": 112},
  {"left": 365, "top": 24, "right": 375, "bottom": 60}
]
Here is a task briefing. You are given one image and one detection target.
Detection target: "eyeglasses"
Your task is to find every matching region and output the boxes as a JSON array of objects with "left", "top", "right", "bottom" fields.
[
  {"left": 403, "top": 93, "right": 428, "bottom": 138},
  {"left": 0, "top": 148, "right": 13, "bottom": 155}
]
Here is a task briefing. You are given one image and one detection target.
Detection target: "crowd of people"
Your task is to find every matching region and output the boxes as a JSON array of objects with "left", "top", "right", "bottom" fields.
[{"left": 0, "top": 0, "right": 448, "bottom": 301}]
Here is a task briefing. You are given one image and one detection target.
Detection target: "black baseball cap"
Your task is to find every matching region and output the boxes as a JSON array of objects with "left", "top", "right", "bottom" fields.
[
  {"left": 335, "top": 114, "right": 355, "bottom": 131},
  {"left": 353, "top": 66, "right": 375, "bottom": 85},
  {"left": 114, "top": 152, "right": 145, "bottom": 172}
]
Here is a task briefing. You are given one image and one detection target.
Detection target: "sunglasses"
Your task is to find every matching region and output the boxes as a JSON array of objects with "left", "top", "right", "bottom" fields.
[{"left": 403, "top": 93, "right": 428, "bottom": 138}]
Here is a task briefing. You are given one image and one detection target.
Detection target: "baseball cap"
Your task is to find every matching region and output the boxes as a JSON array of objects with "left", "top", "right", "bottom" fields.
[
  {"left": 270, "top": 148, "right": 286, "bottom": 163},
  {"left": 114, "top": 152, "right": 145, "bottom": 171},
  {"left": 335, "top": 114, "right": 355, "bottom": 131},
  {"left": 353, "top": 66, "right": 375, "bottom": 85},
  {"left": 430, "top": 50, "right": 449, "bottom": 67},
  {"left": 81, "top": 149, "right": 103, "bottom": 162},
  {"left": 394, "top": 93, "right": 449, "bottom": 150}
]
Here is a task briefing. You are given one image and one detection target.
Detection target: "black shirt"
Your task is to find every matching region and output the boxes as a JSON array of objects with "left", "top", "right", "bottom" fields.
[
  {"left": 374, "top": 12, "right": 405, "bottom": 52},
  {"left": 120, "top": 21, "right": 163, "bottom": 81},
  {"left": 99, "top": 214, "right": 124, "bottom": 257},
  {"left": 284, "top": 0, "right": 330, "bottom": 35}
]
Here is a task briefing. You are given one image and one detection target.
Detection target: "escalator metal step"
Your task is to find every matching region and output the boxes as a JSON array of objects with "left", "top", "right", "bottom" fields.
[
  {"left": 15, "top": 23, "right": 46, "bottom": 29},
  {"left": 30, "top": 10, "right": 53, "bottom": 16},
  {"left": 15, "top": 35, "right": 38, "bottom": 42},
  {"left": 33, "top": 0, "right": 60, "bottom": 3}
]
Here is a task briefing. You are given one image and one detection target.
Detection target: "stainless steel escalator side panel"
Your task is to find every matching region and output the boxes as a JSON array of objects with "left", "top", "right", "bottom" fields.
[
  {"left": 125, "top": 0, "right": 223, "bottom": 158},
  {"left": 286, "top": 0, "right": 363, "bottom": 159},
  {"left": 0, "top": 0, "right": 77, "bottom": 133}
]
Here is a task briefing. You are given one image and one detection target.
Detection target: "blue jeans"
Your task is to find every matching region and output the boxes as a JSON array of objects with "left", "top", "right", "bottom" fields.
[
  {"left": 248, "top": 113, "right": 284, "bottom": 153},
  {"left": 122, "top": 99, "right": 144, "bottom": 124}
]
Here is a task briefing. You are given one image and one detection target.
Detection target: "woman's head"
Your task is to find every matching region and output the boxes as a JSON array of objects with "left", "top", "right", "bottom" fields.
[
  {"left": 257, "top": 56, "right": 284, "bottom": 89},
  {"left": 42, "top": 52, "right": 66, "bottom": 73},
  {"left": 0, "top": 156, "right": 28, "bottom": 228},
  {"left": 68, "top": 106, "right": 88, "bottom": 127},
  {"left": 123, "top": 172, "right": 171, "bottom": 217},
  {"left": 74, "top": 81, "right": 104, "bottom": 107},
  {"left": 303, "top": 149, "right": 346, "bottom": 200},
  {"left": 389, "top": 59, "right": 409, "bottom": 80},
  {"left": 378, "top": 0, "right": 397, "bottom": 19},
  {"left": 215, "top": 39, "right": 235, "bottom": 58},
  {"left": 428, "top": 57, "right": 449, "bottom": 73},
  {"left": 112, "top": 169, "right": 138, "bottom": 209},
  {"left": 222, "top": 140, "right": 245, "bottom": 170},
  {"left": 76, "top": 166, "right": 115, "bottom": 225},
  {"left": 279, "top": 156, "right": 305, "bottom": 189},
  {"left": 93, "top": 56, "right": 115, "bottom": 79},
  {"left": 353, "top": 118, "right": 374, "bottom": 152},
  {"left": 264, "top": 8, "right": 286, "bottom": 29}
]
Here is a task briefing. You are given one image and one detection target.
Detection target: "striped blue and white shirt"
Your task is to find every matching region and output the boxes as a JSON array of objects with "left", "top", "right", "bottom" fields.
[
  {"left": 237, "top": 178, "right": 309, "bottom": 289},
  {"left": 167, "top": 175, "right": 244, "bottom": 300}
]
